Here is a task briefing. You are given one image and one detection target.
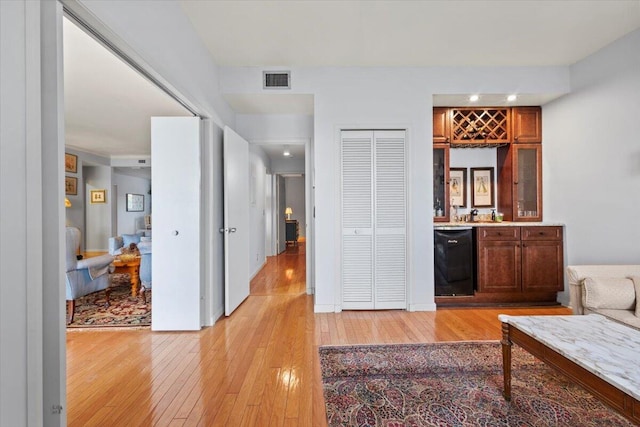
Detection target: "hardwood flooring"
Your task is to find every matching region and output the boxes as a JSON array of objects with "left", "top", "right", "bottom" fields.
[{"left": 66, "top": 242, "right": 571, "bottom": 426}]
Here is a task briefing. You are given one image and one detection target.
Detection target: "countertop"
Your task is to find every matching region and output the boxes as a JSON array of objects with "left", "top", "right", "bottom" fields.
[{"left": 434, "top": 221, "right": 564, "bottom": 228}]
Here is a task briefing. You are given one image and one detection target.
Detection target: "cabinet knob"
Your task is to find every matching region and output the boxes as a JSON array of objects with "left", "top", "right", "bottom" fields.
[
  {"left": 514, "top": 181, "right": 519, "bottom": 185},
  {"left": 514, "top": 136, "right": 519, "bottom": 141},
  {"left": 539, "top": 231, "right": 544, "bottom": 235}
]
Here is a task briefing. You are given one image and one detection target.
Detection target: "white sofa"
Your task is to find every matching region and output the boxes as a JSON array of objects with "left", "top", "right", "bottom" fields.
[{"left": 567, "top": 265, "right": 640, "bottom": 330}]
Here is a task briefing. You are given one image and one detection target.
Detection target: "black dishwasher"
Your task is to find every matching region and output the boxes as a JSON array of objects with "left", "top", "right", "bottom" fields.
[{"left": 434, "top": 227, "right": 474, "bottom": 296}]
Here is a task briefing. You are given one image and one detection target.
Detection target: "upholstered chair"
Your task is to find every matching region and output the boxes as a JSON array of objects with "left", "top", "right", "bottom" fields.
[
  {"left": 65, "top": 227, "right": 114, "bottom": 324},
  {"left": 138, "top": 241, "right": 152, "bottom": 304}
]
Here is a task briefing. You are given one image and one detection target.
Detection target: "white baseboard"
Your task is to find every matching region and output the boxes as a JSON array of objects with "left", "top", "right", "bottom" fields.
[
  {"left": 408, "top": 303, "right": 437, "bottom": 312},
  {"left": 314, "top": 304, "right": 337, "bottom": 313}
]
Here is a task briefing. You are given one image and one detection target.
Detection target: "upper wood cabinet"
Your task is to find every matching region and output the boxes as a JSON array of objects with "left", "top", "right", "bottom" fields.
[
  {"left": 433, "top": 106, "right": 542, "bottom": 144},
  {"left": 432, "top": 108, "right": 450, "bottom": 143},
  {"left": 451, "top": 108, "right": 511, "bottom": 145},
  {"left": 512, "top": 107, "right": 542, "bottom": 143}
]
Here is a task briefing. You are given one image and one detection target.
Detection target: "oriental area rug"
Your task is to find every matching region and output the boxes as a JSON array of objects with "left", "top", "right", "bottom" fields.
[
  {"left": 319, "top": 342, "right": 635, "bottom": 427},
  {"left": 66, "top": 274, "right": 151, "bottom": 328}
]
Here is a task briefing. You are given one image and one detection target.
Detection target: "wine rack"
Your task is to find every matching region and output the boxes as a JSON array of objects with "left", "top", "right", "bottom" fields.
[{"left": 451, "top": 108, "right": 510, "bottom": 145}]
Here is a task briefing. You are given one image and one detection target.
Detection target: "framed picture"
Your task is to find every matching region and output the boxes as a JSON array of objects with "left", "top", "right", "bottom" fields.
[
  {"left": 471, "top": 167, "right": 495, "bottom": 207},
  {"left": 65, "top": 176, "right": 77, "bottom": 195},
  {"left": 65, "top": 153, "right": 78, "bottom": 173},
  {"left": 449, "top": 168, "right": 467, "bottom": 207},
  {"left": 126, "top": 193, "right": 144, "bottom": 212},
  {"left": 90, "top": 189, "right": 106, "bottom": 204}
]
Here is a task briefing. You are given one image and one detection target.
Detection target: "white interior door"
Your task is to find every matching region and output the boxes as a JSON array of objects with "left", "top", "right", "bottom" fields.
[
  {"left": 151, "top": 117, "right": 201, "bottom": 330},
  {"left": 223, "top": 126, "right": 250, "bottom": 316}
]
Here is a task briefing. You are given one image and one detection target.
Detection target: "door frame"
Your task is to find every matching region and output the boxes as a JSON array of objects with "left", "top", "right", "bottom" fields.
[{"left": 250, "top": 138, "right": 314, "bottom": 295}]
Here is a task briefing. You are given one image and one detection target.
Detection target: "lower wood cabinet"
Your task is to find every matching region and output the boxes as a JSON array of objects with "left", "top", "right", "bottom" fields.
[{"left": 476, "top": 225, "right": 563, "bottom": 302}]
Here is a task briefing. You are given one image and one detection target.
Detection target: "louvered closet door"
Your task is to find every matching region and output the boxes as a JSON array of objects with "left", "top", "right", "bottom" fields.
[
  {"left": 374, "top": 131, "right": 406, "bottom": 309},
  {"left": 341, "top": 131, "right": 374, "bottom": 309},
  {"left": 341, "top": 130, "right": 407, "bottom": 310}
]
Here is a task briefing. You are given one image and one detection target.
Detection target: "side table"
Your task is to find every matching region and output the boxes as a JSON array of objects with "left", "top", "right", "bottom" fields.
[{"left": 112, "top": 256, "right": 141, "bottom": 297}]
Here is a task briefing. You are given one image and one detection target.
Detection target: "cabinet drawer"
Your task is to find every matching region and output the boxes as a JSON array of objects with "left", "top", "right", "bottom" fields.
[
  {"left": 521, "top": 226, "right": 562, "bottom": 241},
  {"left": 477, "top": 227, "right": 520, "bottom": 241}
]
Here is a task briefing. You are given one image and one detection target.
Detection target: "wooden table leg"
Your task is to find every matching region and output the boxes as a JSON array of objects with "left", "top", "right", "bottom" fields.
[{"left": 501, "top": 322, "right": 512, "bottom": 401}]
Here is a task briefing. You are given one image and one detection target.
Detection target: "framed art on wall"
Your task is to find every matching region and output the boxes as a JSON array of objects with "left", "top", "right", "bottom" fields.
[
  {"left": 90, "top": 189, "right": 106, "bottom": 204},
  {"left": 449, "top": 168, "right": 467, "bottom": 207},
  {"left": 65, "top": 153, "right": 77, "bottom": 173},
  {"left": 471, "top": 167, "right": 494, "bottom": 207},
  {"left": 126, "top": 193, "right": 144, "bottom": 212},
  {"left": 65, "top": 176, "right": 77, "bottom": 195}
]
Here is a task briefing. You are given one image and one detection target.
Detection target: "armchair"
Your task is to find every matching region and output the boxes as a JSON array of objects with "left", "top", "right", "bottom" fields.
[
  {"left": 138, "top": 241, "right": 151, "bottom": 304},
  {"left": 66, "top": 227, "right": 114, "bottom": 324}
]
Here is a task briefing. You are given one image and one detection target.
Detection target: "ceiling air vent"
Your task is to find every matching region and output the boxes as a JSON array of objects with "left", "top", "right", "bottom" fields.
[{"left": 263, "top": 71, "right": 290, "bottom": 89}]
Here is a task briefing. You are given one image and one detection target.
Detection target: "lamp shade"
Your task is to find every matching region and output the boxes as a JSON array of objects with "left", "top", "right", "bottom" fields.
[
  {"left": 65, "top": 197, "right": 72, "bottom": 208},
  {"left": 285, "top": 207, "right": 293, "bottom": 215}
]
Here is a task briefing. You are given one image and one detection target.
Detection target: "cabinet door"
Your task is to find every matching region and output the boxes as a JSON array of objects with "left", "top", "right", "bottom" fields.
[
  {"left": 433, "top": 108, "right": 450, "bottom": 143},
  {"left": 513, "top": 107, "right": 542, "bottom": 143},
  {"left": 521, "top": 240, "right": 563, "bottom": 291},
  {"left": 477, "top": 240, "right": 521, "bottom": 292},
  {"left": 513, "top": 145, "right": 542, "bottom": 221},
  {"left": 433, "top": 144, "right": 450, "bottom": 222}
]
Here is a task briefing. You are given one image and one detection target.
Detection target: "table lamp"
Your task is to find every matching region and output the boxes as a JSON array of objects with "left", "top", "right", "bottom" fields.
[{"left": 285, "top": 207, "right": 293, "bottom": 220}]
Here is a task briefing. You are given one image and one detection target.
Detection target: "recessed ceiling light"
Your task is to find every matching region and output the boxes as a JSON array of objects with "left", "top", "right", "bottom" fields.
[
  {"left": 283, "top": 149, "right": 291, "bottom": 157},
  {"left": 507, "top": 94, "right": 517, "bottom": 102},
  {"left": 469, "top": 94, "right": 479, "bottom": 102}
]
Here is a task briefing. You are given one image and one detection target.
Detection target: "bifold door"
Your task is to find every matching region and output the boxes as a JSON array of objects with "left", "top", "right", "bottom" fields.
[{"left": 341, "top": 130, "right": 407, "bottom": 310}]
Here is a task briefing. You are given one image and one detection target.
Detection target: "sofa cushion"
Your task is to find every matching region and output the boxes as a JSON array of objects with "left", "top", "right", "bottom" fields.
[
  {"left": 631, "top": 276, "right": 640, "bottom": 317},
  {"left": 582, "top": 277, "right": 636, "bottom": 310},
  {"left": 122, "top": 233, "right": 141, "bottom": 247}
]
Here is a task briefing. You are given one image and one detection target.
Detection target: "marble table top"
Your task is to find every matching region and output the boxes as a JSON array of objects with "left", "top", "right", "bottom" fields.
[{"left": 498, "top": 314, "right": 640, "bottom": 401}]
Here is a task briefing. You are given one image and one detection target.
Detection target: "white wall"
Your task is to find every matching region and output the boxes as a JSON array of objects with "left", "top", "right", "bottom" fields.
[
  {"left": 285, "top": 176, "right": 306, "bottom": 237},
  {"left": 1, "top": 1, "right": 65, "bottom": 425},
  {"left": 543, "top": 29, "right": 640, "bottom": 304},
  {"left": 249, "top": 145, "right": 270, "bottom": 277},
  {"left": 221, "top": 66, "right": 571, "bottom": 312},
  {"left": 113, "top": 172, "right": 151, "bottom": 235},
  {"left": 83, "top": 165, "right": 113, "bottom": 251}
]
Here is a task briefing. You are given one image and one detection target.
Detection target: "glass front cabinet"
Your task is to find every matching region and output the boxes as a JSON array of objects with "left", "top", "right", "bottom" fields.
[
  {"left": 497, "top": 144, "right": 542, "bottom": 222},
  {"left": 433, "top": 144, "right": 450, "bottom": 222}
]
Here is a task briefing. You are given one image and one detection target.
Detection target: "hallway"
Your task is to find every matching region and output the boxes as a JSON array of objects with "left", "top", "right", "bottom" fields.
[{"left": 66, "top": 244, "right": 570, "bottom": 426}]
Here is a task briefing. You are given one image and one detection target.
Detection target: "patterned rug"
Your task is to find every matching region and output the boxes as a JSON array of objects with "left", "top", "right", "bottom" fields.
[
  {"left": 67, "top": 274, "right": 151, "bottom": 328},
  {"left": 319, "top": 342, "right": 635, "bottom": 426}
]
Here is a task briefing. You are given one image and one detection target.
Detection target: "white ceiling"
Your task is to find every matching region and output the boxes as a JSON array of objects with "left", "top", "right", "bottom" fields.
[
  {"left": 64, "top": 1, "right": 640, "bottom": 162},
  {"left": 181, "top": 0, "right": 640, "bottom": 67}
]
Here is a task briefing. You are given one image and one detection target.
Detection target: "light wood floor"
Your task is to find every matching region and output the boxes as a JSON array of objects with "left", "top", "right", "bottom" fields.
[{"left": 66, "top": 242, "right": 571, "bottom": 426}]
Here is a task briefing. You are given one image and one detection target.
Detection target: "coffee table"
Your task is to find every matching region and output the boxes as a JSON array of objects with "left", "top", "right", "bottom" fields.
[
  {"left": 499, "top": 314, "right": 640, "bottom": 424},
  {"left": 112, "top": 256, "right": 141, "bottom": 297}
]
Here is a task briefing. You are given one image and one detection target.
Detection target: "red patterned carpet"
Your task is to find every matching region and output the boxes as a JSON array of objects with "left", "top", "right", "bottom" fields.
[
  {"left": 319, "top": 342, "right": 635, "bottom": 427},
  {"left": 67, "top": 275, "right": 151, "bottom": 328}
]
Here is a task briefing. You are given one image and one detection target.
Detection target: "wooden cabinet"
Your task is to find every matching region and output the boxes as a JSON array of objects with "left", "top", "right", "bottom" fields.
[
  {"left": 512, "top": 107, "right": 542, "bottom": 143},
  {"left": 432, "top": 107, "right": 450, "bottom": 143},
  {"left": 433, "top": 144, "right": 450, "bottom": 222},
  {"left": 477, "top": 225, "right": 563, "bottom": 296},
  {"left": 521, "top": 227, "right": 563, "bottom": 292},
  {"left": 450, "top": 108, "right": 511, "bottom": 145},
  {"left": 477, "top": 227, "right": 521, "bottom": 293},
  {"left": 285, "top": 220, "right": 299, "bottom": 245},
  {"left": 497, "top": 144, "right": 542, "bottom": 222}
]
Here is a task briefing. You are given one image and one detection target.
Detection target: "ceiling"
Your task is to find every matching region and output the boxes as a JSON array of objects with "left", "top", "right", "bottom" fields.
[{"left": 64, "top": 1, "right": 640, "bottom": 162}]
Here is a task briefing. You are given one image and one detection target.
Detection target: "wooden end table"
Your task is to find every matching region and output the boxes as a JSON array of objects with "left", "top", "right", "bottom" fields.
[
  {"left": 500, "top": 314, "right": 640, "bottom": 424},
  {"left": 112, "top": 256, "right": 141, "bottom": 297}
]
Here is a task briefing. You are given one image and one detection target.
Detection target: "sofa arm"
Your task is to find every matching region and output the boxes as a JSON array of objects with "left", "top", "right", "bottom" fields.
[
  {"left": 566, "top": 265, "right": 640, "bottom": 315},
  {"left": 108, "top": 236, "right": 123, "bottom": 255},
  {"left": 77, "top": 254, "right": 114, "bottom": 270}
]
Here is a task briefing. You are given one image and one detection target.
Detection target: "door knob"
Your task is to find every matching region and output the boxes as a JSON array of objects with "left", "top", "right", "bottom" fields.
[
  {"left": 172, "top": 230, "right": 179, "bottom": 236},
  {"left": 229, "top": 228, "right": 237, "bottom": 233}
]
